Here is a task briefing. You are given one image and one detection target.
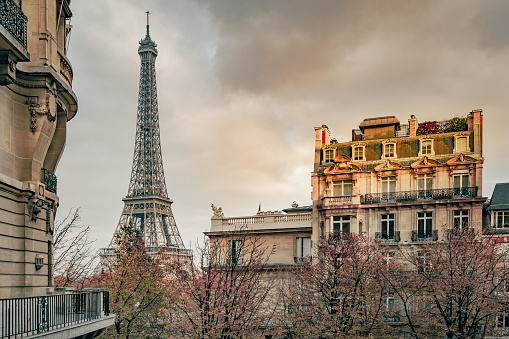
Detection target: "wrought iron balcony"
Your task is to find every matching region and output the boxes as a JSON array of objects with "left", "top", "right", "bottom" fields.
[
  {"left": 0, "top": 0, "right": 27, "bottom": 48},
  {"left": 374, "top": 231, "right": 400, "bottom": 243},
  {"left": 0, "top": 290, "right": 112, "bottom": 338},
  {"left": 411, "top": 230, "right": 439, "bottom": 242},
  {"left": 483, "top": 226, "right": 509, "bottom": 235},
  {"left": 364, "top": 187, "right": 478, "bottom": 205},
  {"left": 42, "top": 168, "right": 57, "bottom": 194}
]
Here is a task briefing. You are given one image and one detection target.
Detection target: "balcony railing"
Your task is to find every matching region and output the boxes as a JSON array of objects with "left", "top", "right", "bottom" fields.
[
  {"left": 0, "top": 0, "right": 27, "bottom": 48},
  {"left": 0, "top": 290, "right": 109, "bottom": 338},
  {"left": 364, "top": 187, "right": 478, "bottom": 205},
  {"left": 374, "top": 231, "right": 401, "bottom": 243},
  {"left": 322, "top": 195, "right": 361, "bottom": 207},
  {"left": 42, "top": 168, "right": 57, "bottom": 194},
  {"left": 411, "top": 230, "right": 439, "bottom": 242},
  {"left": 483, "top": 226, "right": 509, "bottom": 235}
]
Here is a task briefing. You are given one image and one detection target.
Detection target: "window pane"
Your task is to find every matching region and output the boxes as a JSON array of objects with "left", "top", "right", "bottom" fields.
[
  {"left": 389, "top": 178, "right": 396, "bottom": 193},
  {"left": 462, "top": 174, "right": 469, "bottom": 188},
  {"left": 426, "top": 218, "right": 432, "bottom": 235},
  {"left": 343, "top": 182, "right": 353, "bottom": 195},
  {"left": 418, "top": 218, "right": 424, "bottom": 238},
  {"left": 302, "top": 238, "right": 311, "bottom": 257},
  {"left": 426, "top": 177, "right": 433, "bottom": 189},
  {"left": 454, "top": 176, "right": 460, "bottom": 188},
  {"left": 333, "top": 183, "right": 341, "bottom": 197}
]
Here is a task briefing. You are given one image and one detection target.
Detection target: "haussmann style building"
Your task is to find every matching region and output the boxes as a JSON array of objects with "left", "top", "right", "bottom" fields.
[
  {"left": 312, "top": 110, "right": 485, "bottom": 249},
  {"left": 0, "top": 0, "right": 113, "bottom": 337}
]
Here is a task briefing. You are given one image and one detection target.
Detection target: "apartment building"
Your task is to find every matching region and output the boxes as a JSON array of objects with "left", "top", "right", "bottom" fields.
[
  {"left": 0, "top": 1, "right": 113, "bottom": 337},
  {"left": 311, "top": 110, "right": 486, "bottom": 248}
]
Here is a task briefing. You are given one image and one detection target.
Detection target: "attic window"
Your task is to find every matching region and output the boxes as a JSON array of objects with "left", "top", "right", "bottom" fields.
[
  {"left": 454, "top": 136, "right": 469, "bottom": 154},
  {"left": 324, "top": 149, "right": 334, "bottom": 162},
  {"left": 382, "top": 143, "right": 396, "bottom": 159}
]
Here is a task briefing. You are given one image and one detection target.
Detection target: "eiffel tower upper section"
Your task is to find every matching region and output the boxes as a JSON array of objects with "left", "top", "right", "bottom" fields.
[{"left": 105, "top": 14, "right": 188, "bottom": 255}]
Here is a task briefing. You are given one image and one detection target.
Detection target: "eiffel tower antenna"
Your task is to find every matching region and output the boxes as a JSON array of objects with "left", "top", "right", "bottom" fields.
[{"left": 102, "top": 14, "right": 189, "bottom": 259}]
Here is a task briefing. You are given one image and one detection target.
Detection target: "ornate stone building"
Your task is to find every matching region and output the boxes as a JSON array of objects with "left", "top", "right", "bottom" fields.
[
  {"left": 312, "top": 110, "right": 485, "bottom": 249},
  {"left": 206, "top": 203, "right": 312, "bottom": 267},
  {"left": 0, "top": 1, "right": 113, "bottom": 337}
]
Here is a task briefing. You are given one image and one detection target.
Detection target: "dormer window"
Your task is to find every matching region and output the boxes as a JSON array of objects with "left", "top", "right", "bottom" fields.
[
  {"left": 352, "top": 146, "right": 365, "bottom": 161},
  {"left": 454, "top": 135, "right": 470, "bottom": 154},
  {"left": 382, "top": 142, "right": 396, "bottom": 159},
  {"left": 419, "top": 139, "right": 434, "bottom": 156},
  {"left": 324, "top": 149, "right": 335, "bottom": 162}
]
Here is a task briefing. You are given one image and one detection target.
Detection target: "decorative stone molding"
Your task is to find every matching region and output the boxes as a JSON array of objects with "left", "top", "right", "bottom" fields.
[
  {"left": 27, "top": 93, "right": 55, "bottom": 133},
  {"left": 411, "top": 156, "right": 441, "bottom": 169},
  {"left": 374, "top": 160, "right": 403, "bottom": 172},
  {"left": 28, "top": 198, "right": 43, "bottom": 221},
  {"left": 324, "top": 155, "right": 361, "bottom": 174}
]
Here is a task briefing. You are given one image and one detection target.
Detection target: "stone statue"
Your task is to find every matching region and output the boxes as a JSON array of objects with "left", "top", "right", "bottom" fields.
[{"left": 211, "top": 203, "right": 224, "bottom": 219}]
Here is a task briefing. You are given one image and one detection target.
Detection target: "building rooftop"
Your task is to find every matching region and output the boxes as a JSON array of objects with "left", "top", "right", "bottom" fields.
[
  {"left": 487, "top": 183, "right": 509, "bottom": 210},
  {"left": 358, "top": 116, "right": 400, "bottom": 129}
]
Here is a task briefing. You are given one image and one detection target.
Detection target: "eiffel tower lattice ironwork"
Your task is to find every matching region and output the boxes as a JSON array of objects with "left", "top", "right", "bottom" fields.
[{"left": 106, "top": 13, "right": 187, "bottom": 254}]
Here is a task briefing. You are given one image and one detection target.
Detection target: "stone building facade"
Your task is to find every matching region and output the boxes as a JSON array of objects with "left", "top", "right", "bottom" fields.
[
  {"left": 0, "top": 0, "right": 77, "bottom": 298},
  {"left": 311, "top": 110, "right": 486, "bottom": 250},
  {"left": 206, "top": 203, "right": 312, "bottom": 267},
  {"left": 0, "top": 1, "right": 114, "bottom": 337}
]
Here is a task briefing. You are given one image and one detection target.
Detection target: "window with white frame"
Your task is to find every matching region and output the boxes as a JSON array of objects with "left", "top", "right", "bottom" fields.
[
  {"left": 333, "top": 216, "right": 351, "bottom": 235},
  {"left": 385, "top": 252, "right": 395, "bottom": 266},
  {"left": 454, "top": 136, "right": 469, "bottom": 154},
  {"left": 383, "top": 143, "right": 396, "bottom": 158},
  {"left": 417, "top": 174, "right": 433, "bottom": 191},
  {"left": 324, "top": 149, "right": 334, "bottom": 162},
  {"left": 230, "top": 240, "right": 242, "bottom": 265},
  {"left": 381, "top": 177, "right": 396, "bottom": 193},
  {"left": 353, "top": 146, "right": 365, "bottom": 161},
  {"left": 497, "top": 312, "right": 509, "bottom": 329},
  {"left": 417, "top": 212, "right": 433, "bottom": 239},
  {"left": 495, "top": 211, "right": 509, "bottom": 228},
  {"left": 420, "top": 139, "right": 434, "bottom": 156},
  {"left": 381, "top": 214, "right": 395, "bottom": 240},
  {"left": 295, "top": 237, "right": 311, "bottom": 263},
  {"left": 453, "top": 210, "right": 469, "bottom": 230},
  {"left": 453, "top": 173, "right": 469, "bottom": 188},
  {"left": 333, "top": 181, "right": 353, "bottom": 196}
]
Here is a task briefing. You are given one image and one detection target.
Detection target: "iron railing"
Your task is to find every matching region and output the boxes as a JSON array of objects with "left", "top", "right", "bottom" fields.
[
  {"left": 374, "top": 231, "right": 401, "bottom": 243},
  {"left": 0, "top": 290, "right": 110, "bottom": 338},
  {"left": 42, "top": 168, "right": 57, "bottom": 194},
  {"left": 411, "top": 230, "right": 439, "bottom": 242},
  {"left": 0, "top": 0, "right": 27, "bottom": 48},
  {"left": 364, "top": 187, "right": 478, "bottom": 204}
]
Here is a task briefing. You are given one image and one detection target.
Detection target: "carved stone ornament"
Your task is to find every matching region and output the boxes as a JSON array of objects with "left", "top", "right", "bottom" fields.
[
  {"left": 446, "top": 153, "right": 477, "bottom": 166},
  {"left": 28, "top": 198, "right": 43, "bottom": 221},
  {"left": 211, "top": 203, "right": 224, "bottom": 219},
  {"left": 411, "top": 156, "right": 441, "bottom": 169},
  {"left": 324, "top": 155, "right": 361, "bottom": 174},
  {"left": 374, "top": 160, "right": 403, "bottom": 171},
  {"left": 27, "top": 93, "right": 55, "bottom": 133}
]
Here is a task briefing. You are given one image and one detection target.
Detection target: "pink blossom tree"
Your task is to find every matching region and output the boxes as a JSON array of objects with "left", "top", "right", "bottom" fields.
[
  {"left": 283, "top": 233, "right": 391, "bottom": 338},
  {"left": 174, "top": 232, "right": 276, "bottom": 338}
]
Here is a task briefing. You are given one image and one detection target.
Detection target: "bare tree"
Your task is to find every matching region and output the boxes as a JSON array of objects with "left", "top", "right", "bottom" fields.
[
  {"left": 174, "top": 228, "right": 277, "bottom": 338},
  {"left": 53, "top": 208, "right": 96, "bottom": 289}
]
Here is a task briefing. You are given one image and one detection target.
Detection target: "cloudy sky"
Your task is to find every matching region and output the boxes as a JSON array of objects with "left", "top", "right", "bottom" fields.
[{"left": 57, "top": 0, "right": 509, "bottom": 251}]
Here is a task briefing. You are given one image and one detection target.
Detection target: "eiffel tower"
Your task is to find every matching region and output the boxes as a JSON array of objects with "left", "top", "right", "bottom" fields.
[{"left": 101, "top": 13, "right": 189, "bottom": 261}]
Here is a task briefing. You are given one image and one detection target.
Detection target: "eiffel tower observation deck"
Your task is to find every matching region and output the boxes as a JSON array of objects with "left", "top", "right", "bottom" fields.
[{"left": 101, "top": 13, "right": 190, "bottom": 262}]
